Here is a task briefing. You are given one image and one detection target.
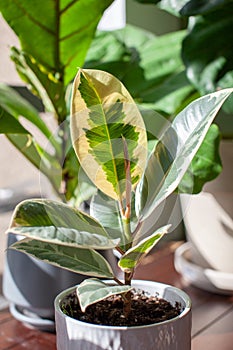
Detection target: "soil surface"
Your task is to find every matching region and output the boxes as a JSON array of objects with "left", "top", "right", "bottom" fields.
[{"left": 61, "top": 288, "right": 182, "bottom": 327}]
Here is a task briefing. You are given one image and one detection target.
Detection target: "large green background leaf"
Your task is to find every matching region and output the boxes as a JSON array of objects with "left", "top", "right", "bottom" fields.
[
  {"left": 0, "top": 0, "right": 113, "bottom": 85},
  {"left": 85, "top": 27, "right": 194, "bottom": 115}
]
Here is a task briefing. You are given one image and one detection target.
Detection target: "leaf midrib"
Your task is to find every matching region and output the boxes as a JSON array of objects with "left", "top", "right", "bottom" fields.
[{"left": 83, "top": 71, "right": 122, "bottom": 201}]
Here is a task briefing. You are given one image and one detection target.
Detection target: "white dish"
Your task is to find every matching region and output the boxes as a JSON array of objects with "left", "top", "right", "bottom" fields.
[
  {"left": 174, "top": 242, "right": 233, "bottom": 295},
  {"left": 9, "top": 303, "right": 55, "bottom": 331}
]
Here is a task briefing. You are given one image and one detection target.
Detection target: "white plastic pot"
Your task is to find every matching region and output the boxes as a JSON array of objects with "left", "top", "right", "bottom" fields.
[{"left": 55, "top": 280, "right": 192, "bottom": 350}]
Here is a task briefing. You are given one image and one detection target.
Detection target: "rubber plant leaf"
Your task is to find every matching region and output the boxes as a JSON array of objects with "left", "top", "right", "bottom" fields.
[
  {"left": 90, "top": 191, "right": 138, "bottom": 248},
  {"left": 118, "top": 225, "right": 170, "bottom": 272},
  {"left": 0, "top": 0, "right": 113, "bottom": 85},
  {"left": 71, "top": 69, "right": 147, "bottom": 201},
  {"left": 9, "top": 199, "right": 119, "bottom": 250},
  {"left": 10, "top": 239, "right": 114, "bottom": 278},
  {"left": 77, "top": 278, "right": 133, "bottom": 312},
  {"left": 136, "top": 88, "right": 233, "bottom": 221}
]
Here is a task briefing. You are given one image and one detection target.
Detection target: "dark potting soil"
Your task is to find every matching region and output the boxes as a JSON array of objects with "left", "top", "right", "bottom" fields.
[{"left": 61, "top": 289, "right": 182, "bottom": 327}]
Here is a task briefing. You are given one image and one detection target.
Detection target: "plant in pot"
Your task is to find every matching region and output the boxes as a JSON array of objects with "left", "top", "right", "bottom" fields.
[
  {"left": 0, "top": 1, "right": 214, "bottom": 326},
  {"left": 6, "top": 68, "right": 232, "bottom": 349}
]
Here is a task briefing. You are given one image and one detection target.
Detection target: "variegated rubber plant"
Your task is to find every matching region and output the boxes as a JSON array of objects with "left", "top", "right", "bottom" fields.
[{"left": 7, "top": 69, "right": 232, "bottom": 315}]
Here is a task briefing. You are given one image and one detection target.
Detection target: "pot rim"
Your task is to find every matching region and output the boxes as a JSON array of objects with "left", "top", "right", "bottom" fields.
[{"left": 54, "top": 279, "right": 191, "bottom": 330}]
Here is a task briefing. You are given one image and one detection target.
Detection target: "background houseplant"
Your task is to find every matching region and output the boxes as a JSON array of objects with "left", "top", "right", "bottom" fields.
[
  {"left": 137, "top": 0, "right": 233, "bottom": 287},
  {"left": 6, "top": 68, "right": 232, "bottom": 349}
]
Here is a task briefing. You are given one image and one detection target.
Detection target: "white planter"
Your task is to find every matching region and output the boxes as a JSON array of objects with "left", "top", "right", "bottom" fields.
[
  {"left": 55, "top": 280, "right": 192, "bottom": 350},
  {"left": 180, "top": 140, "right": 233, "bottom": 270},
  {"left": 178, "top": 140, "right": 233, "bottom": 294}
]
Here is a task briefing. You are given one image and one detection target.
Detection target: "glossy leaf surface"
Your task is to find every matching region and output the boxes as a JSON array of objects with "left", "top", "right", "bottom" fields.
[
  {"left": 11, "top": 239, "right": 114, "bottom": 278},
  {"left": 118, "top": 225, "right": 170, "bottom": 272},
  {"left": 77, "top": 278, "right": 132, "bottom": 312},
  {"left": 136, "top": 88, "right": 233, "bottom": 221},
  {"left": 179, "top": 124, "right": 222, "bottom": 193},
  {"left": 10, "top": 199, "right": 110, "bottom": 240},
  {"left": 71, "top": 69, "right": 147, "bottom": 201}
]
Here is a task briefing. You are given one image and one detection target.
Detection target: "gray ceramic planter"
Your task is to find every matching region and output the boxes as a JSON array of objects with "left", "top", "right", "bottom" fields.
[
  {"left": 55, "top": 280, "right": 192, "bottom": 350},
  {"left": 3, "top": 233, "right": 117, "bottom": 330}
]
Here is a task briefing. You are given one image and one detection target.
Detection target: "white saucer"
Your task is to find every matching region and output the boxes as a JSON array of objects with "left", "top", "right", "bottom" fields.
[
  {"left": 9, "top": 303, "right": 55, "bottom": 331},
  {"left": 174, "top": 242, "right": 233, "bottom": 295}
]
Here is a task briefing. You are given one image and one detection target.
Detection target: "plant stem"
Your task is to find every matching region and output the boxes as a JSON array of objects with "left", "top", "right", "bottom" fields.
[
  {"left": 123, "top": 271, "right": 133, "bottom": 318},
  {"left": 122, "top": 216, "right": 132, "bottom": 246}
]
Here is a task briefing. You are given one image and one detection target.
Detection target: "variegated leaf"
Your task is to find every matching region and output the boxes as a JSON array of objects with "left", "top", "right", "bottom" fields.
[
  {"left": 71, "top": 69, "right": 147, "bottom": 201},
  {"left": 8, "top": 199, "right": 119, "bottom": 250},
  {"left": 118, "top": 225, "right": 171, "bottom": 272},
  {"left": 136, "top": 88, "right": 233, "bottom": 221},
  {"left": 9, "top": 226, "right": 119, "bottom": 250},
  {"left": 77, "top": 278, "right": 132, "bottom": 312},
  {"left": 10, "top": 239, "right": 114, "bottom": 278}
]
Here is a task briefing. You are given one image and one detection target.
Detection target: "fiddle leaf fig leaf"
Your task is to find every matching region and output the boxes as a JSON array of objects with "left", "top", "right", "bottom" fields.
[
  {"left": 77, "top": 278, "right": 133, "bottom": 312},
  {"left": 136, "top": 88, "right": 233, "bottom": 221},
  {"left": 118, "top": 225, "right": 170, "bottom": 272},
  {"left": 0, "top": 83, "right": 53, "bottom": 140},
  {"left": 10, "top": 47, "right": 66, "bottom": 116},
  {"left": 10, "top": 239, "right": 114, "bottom": 278},
  {"left": 0, "top": 106, "right": 28, "bottom": 134},
  {"left": 10, "top": 199, "right": 116, "bottom": 249},
  {"left": 71, "top": 69, "right": 147, "bottom": 201},
  {"left": 0, "top": 0, "right": 113, "bottom": 85}
]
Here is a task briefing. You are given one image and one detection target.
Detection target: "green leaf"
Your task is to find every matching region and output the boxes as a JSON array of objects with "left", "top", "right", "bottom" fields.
[
  {"left": 0, "top": 83, "right": 53, "bottom": 139},
  {"left": 157, "top": 0, "right": 227, "bottom": 16},
  {"left": 136, "top": 88, "right": 233, "bottom": 221},
  {"left": 10, "top": 239, "right": 114, "bottom": 278},
  {"left": 0, "top": 0, "right": 113, "bottom": 85},
  {"left": 182, "top": 6, "right": 233, "bottom": 95},
  {"left": 86, "top": 28, "right": 193, "bottom": 115},
  {"left": 10, "top": 47, "right": 66, "bottom": 117},
  {"left": 77, "top": 278, "right": 132, "bottom": 312},
  {"left": 9, "top": 226, "right": 119, "bottom": 250},
  {"left": 71, "top": 69, "right": 147, "bottom": 201},
  {"left": 179, "top": 124, "right": 222, "bottom": 193},
  {"left": 0, "top": 107, "right": 28, "bottom": 134},
  {"left": 90, "top": 191, "right": 138, "bottom": 248},
  {"left": 10, "top": 199, "right": 110, "bottom": 240},
  {"left": 179, "top": 0, "right": 230, "bottom": 16},
  {"left": 118, "top": 225, "right": 170, "bottom": 272},
  {"left": 158, "top": 0, "right": 188, "bottom": 16},
  {"left": 6, "top": 134, "right": 61, "bottom": 192}
]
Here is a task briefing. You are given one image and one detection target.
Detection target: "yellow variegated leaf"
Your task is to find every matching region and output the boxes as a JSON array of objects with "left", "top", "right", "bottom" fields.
[{"left": 71, "top": 69, "right": 147, "bottom": 201}]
